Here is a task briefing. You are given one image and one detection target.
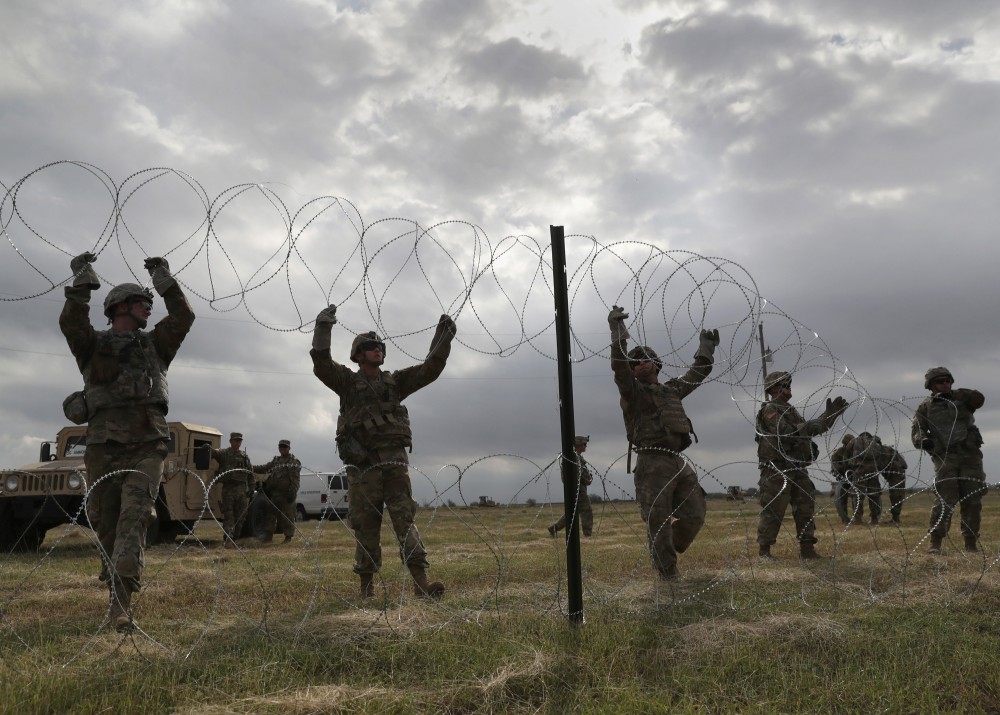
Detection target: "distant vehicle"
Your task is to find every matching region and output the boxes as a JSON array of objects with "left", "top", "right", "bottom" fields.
[
  {"left": 0, "top": 421, "right": 230, "bottom": 551},
  {"left": 294, "top": 470, "right": 349, "bottom": 521}
]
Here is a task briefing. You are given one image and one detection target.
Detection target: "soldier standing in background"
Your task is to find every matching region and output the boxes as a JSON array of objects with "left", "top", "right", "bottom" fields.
[
  {"left": 608, "top": 306, "right": 718, "bottom": 580},
  {"left": 202, "top": 432, "right": 254, "bottom": 546},
  {"left": 548, "top": 435, "right": 595, "bottom": 538},
  {"left": 252, "top": 439, "right": 301, "bottom": 544},
  {"left": 755, "top": 371, "right": 849, "bottom": 559},
  {"left": 310, "top": 304, "right": 455, "bottom": 599},
  {"left": 912, "top": 367, "right": 987, "bottom": 553},
  {"left": 831, "top": 434, "right": 857, "bottom": 524},
  {"left": 60, "top": 252, "right": 194, "bottom": 632}
]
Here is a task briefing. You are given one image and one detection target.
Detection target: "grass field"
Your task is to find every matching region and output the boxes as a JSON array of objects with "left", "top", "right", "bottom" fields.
[{"left": 2, "top": 492, "right": 999, "bottom": 713}]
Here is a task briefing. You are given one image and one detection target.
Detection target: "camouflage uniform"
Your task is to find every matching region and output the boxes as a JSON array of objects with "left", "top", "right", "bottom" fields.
[
  {"left": 252, "top": 446, "right": 301, "bottom": 541},
  {"left": 756, "top": 389, "right": 841, "bottom": 550},
  {"left": 60, "top": 257, "right": 194, "bottom": 602},
  {"left": 831, "top": 436, "right": 857, "bottom": 524},
  {"left": 311, "top": 318, "right": 453, "bottom": 580},
  {"left": 609, "top": 308, "right": 715, "bottom": 579},
  {"left": 549, "top": 445, "right": 595, "bottom": 537},
  {"left": 846, "top": 433, "right": 908, "bottom": 525},
  {"left": 911, "top": 368, "right": 986, "bottom": 550},
  {"left": 208, "top": 439, "right": 254, "bottom": 540}
]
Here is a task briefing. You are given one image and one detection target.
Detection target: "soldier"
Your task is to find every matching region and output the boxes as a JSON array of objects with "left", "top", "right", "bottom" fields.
[
  {"left": 252, "top": 440, "right": 301, "bottom": 544},
  {"left": 608, "top": 306, "right": 718, "bottom": 580},
  {"left": 548, "top": 435, "right": 595, "bottom": 538},
  {"left": 201, "top": 432, "right": 254, "bottom": 546},
  {"left": 831, "top": 434, "right": 858, "bottom": 524},
  {"left": 911, "top": 367, "right": 986, "bottom": 553},
  {"left": 310, "top": 305, "right": 455, "bottom": 599},
  {"left": 756, "top": 371, "right": 849, "bottom": 559},
  {"left": 60, "top": 252, "right": 194, "bottom": 632}
]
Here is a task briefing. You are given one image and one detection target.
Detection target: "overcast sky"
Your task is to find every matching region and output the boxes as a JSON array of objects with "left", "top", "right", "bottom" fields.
[{"left": 2, "top": 0, "right": 998, "bottom": 507}]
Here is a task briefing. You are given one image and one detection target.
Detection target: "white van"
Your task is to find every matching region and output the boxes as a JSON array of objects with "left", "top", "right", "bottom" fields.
[{"left": 295, "top": 470, "right": 349, "bottom": 521}]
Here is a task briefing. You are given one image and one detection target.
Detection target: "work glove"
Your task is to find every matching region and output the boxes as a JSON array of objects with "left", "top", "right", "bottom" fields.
[
  {"left": 920, "top": 437, "right": 935, "bottom": 453},
  {"left": 312, "top": 304, "right": 337, "bottom": 352},
  {"left": 608, "top": 306, "right": 630, "bottom": 344},
  {"left": 144, "top": 257, "right": 176, "bottom": 295},
  {"left": 695, "top": 328, "right": 720, "bottom": 361},
  {"left": 428, "top": 314, "right": 457, "bottom": 359},
  {"left": 70, "top": 252, "right": 101, "bottom": 290},
  {"left": 822, "top": 396, "right": 850, "bottom": 426}
]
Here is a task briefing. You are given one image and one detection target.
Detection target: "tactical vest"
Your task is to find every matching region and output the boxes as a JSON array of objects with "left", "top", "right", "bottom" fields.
[
  {"left": 622, "top": 382, "right": 694, "bottom": 451},
  {"left": 338, "top": 370, "right": 412, "bottom": 449},
  {"left": 83, "top": 330, "right": 169, "bottom": 418},
  {"left": 216, "top": 447, "right": 252, "bottom": 484},
  {"left": 756, "top": 403, "right": 813, "bottom": 464},
  {"left": 918, "top": 395, "right": 979, "bottom": 449}
]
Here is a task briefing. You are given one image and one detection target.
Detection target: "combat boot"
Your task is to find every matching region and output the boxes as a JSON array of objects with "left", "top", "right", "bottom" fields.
[
  {"left": 282, "top": 534, "right": 293, "bottom": 544},
  {"left": 257, "top": 533, "right": 273, "bottom": 544},
  {"left": 658, "top": 563, "right": 679, "bottom": 580},
  {"left": 547, "top": 524, "right": 557, "bottom": 537},
  {"left": 359, "top": 573, "right": 375, "bottom": 599},
  {"left": 928, "top": 535, "right": 943, "bottom": 554},
  {"left": 408, "top": 565, "right": 445, "bottom": 599},
  {"left": 108, "top": 582, "right": 132, "bottom": 633},
  {"left": 799, "top": 542, "right": 822, "bottom": 560},
  {"left": 964, "top": 535, "right": 979, "bottom": 552},
  {"left": 759, "top": 544, "right": 774, "bottom": 559}
]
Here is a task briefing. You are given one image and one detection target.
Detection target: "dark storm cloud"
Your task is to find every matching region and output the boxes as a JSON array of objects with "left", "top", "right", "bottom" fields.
[{"left": 460, "top": 38, "right": 587, "bottom": 97}]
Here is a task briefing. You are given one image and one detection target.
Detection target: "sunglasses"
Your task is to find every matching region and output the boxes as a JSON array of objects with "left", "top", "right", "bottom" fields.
[
  {"left": 933, "top": 377, "right": 954, "bottom": 385},
  {"left": 359, "top": 341, "right": 384, "bottom": 353}
]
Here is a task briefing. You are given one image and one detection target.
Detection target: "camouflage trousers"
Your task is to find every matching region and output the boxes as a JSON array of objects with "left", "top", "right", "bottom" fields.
[
  {"left": 347, "top": 447, "right": 428, "bottom": 575},
  {"left": 633, "top": 451, "right": 706, "bottom": 577},
  {"left": 220, "top": 482, "right": 250, "bottom": 540},
  {"left": 85, "top": 441, "right": 163, "bottom": 593},
  {"left": 929, "top": 448, "right": 987, "bottom": 539},
  {"left": 262, "top": 476, "right": 297, "bottom": 538},
  {"left": 551, "top": 487, "right": 593, "bottom": 536},
  {"left": 757, "top": 466, "right": 817, "bottom": 546},
  {"left": 845, "top": 474, "right": 883, "bottom": 524}
]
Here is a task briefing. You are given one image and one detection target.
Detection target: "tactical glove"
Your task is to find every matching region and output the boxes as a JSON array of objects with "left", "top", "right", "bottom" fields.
[
  {"left": 608, "top": 306, "right": 630, "bottom": 343},
  {"left": 695, "top": 328, "right": 720, "bottom": 361},
  {"left": 920, "top": 437, "right": 935, "bottom": 453},
  {"left": 428, "top": 314, "right": 457, "bottom": 359},
  {"left": 312, "top": 305, "right": 337, "bottom": 352},
  {"left": 822, "top": 396, "right": 850, "bottom": 425},
  {"left": 70, "top": 252, "right": 101, "bottom": 290},
  {"left": 144, "top": 257, "right": 176, "bottom": 295}
]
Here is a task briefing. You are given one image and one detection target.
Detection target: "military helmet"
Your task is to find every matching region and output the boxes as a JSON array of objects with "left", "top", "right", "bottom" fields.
[
  {"left": 229, "top": 432, "right": 243, "bottom": 441},
  {"left": 763, "top": 370, "right": 792, "bottom": 392},
  {"left": 574, "top": 435, "right": 590, "bottom": 446},
  {"left": 350, "top": 331, "right": 386, "bottom": 363},
  {"left": 627, "top": 345, "right": 662, "bottom": 372},
  {"left": 840, "top": 434, "right": 855, "bottom": 446},
  {"left": 924, "top": 366, "right": 953, "bottom": 390},
  {"left": 103, "top": 283, "right": 153, "bottom": 320},
  {"left": 278, "top": 439, "right": 290, "bottom": 448}
]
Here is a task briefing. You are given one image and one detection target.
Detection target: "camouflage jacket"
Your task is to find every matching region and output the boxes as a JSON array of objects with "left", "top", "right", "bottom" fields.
[
  {"left": 252, "top": 453, "right": 301, "bottom": 488},
  {"left": 310, "top": 341, "right": 450, "bottom": 451},
  {"left": 756, "top": 400, "right": 829, "bottom": 467},
  {"left": 60, "top": 282, "right": 194, "bottom": 446},
  {"left": 848, "top": 434, "right": 908, "bottom": 479},
  {"left": 610, "top": 335, "right": 712, "bottom": 452},
  {"left": 911, "top": 388, "right": 985, "bottom": 453},
  {"left": 560, "top": 453, "right": 594, "bottom": 487},
  {"left": 209, "top": 446, "right": 254, "bottom": 487}
]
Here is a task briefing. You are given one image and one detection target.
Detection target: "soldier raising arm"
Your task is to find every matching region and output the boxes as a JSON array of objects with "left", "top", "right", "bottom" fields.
[
  {"left": 310, "top": 305, "right": 456, "bottom": 599},
  {"left": 608, "top": 305, "right": 718, "bottom": 580},
  {"left": 59, "top": 252, "right": 194, "bottom": 632}
]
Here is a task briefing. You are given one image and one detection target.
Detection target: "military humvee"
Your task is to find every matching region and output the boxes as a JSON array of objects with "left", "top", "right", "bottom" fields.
[{"left": 0, "top": 421, "right": 234, "bottom": 551}]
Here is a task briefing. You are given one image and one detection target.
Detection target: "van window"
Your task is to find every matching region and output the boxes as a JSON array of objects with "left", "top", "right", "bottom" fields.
[{"left": 328, "top": 474, "right": 344, "bottom": 490}]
